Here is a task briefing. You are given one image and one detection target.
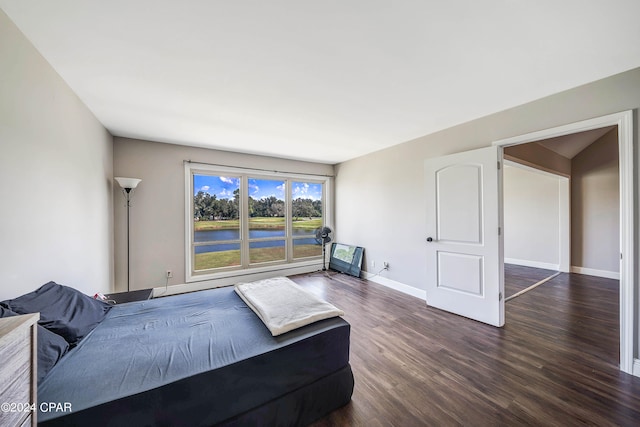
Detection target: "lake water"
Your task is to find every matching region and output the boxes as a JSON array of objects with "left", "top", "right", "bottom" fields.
[{"left": 194, "top": 229, "right": 318, "bottom": 254}]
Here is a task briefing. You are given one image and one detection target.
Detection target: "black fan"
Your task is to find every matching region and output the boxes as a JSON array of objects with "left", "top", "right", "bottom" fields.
[{"left": 314, "top": 226, "right": 333, "bottom": 271}]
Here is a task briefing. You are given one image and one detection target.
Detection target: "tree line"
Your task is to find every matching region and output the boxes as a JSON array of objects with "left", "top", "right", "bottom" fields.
[{"left": 194, "top": 190, "right": 322, "bottom": 220}]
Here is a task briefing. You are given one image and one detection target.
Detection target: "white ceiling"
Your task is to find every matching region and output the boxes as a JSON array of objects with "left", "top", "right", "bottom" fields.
[{"left": 2, "top": 1, "right": 640, "bottom": 164}]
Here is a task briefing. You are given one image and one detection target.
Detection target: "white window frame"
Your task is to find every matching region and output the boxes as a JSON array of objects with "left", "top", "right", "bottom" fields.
[{"left": 185, "top": 162, "right": 333, "bottom": 283}]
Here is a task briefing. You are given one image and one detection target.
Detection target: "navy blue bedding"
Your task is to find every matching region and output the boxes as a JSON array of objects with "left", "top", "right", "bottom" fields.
[
  {"left": 0, "top": 306, "right": 69, "bottom": 382},
  {"left": 2, "top": 281, "right": 111, "bottom": 347},
  {"left": 38, "top": 285, "right": 353, "bottom": 426}
]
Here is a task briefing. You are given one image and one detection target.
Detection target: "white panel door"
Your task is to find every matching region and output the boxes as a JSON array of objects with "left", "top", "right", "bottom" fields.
[{"left": 424, "top": 146, "right": 504, "bottom": 327}]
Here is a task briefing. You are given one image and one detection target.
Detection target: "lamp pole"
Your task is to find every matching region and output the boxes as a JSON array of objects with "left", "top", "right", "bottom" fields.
[
  {"left": 124, "top": 188, "right": 132, "bottom": 292},
  {"left": 114, "top": 177, "right": 141, "bottom": 293}
]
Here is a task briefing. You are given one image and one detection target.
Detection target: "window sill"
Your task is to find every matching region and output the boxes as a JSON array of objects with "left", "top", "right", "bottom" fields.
[{"left": 186, "top": 258, "right": 323, "bottom": 284}]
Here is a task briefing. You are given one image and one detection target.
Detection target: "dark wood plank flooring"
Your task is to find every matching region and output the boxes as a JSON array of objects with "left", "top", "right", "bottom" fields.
[
  {"left": 292, "top": 270, "right": 640, "bottom": 426},
  {"left": 504, "top": 264, "right": 558, "bottom": 298}
]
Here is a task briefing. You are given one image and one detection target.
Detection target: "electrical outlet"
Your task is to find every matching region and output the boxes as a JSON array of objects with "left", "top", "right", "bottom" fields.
[
  {"left": 383, "top": 262, "right": 389, "bottom": 270},
  {"left": 371, "top": 260, "right": 375, "bottom": 268},
  {"left": 166, "top": 270, "right": 173, "bottom": 278}
]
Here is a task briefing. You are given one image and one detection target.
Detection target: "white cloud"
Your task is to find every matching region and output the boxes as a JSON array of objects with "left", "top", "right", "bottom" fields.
[
  {"left": 293, "top": 182, "right": 310, "bottom": 196},
  {"left": 219, "top": 176, "right": 235, "bottom": 184},
  {"left": 293, "top": 182, "right": 322, "bottom": 200}
]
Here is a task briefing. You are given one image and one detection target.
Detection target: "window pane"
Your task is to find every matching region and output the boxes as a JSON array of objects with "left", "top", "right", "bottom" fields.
[
  {"left": 193, "top": 174, "right": 240, "bottom": 270},
  {"left": 195, "top": 243, "right": 241, "bottom": 270},
  {"left": 249, "top": 240, "right": 286, "bottom": 264},
  {"left": 248, "top": 178, "right": 286, "bottom": 237},
  {"left": 292, "top": 181, "right": 323, "bottom": 236},
  {"left": 193, "top": 174, "right": 240, "bottom": 230},
  {"left": 293, "top": 238, "right": 323, "bottom": 259}
]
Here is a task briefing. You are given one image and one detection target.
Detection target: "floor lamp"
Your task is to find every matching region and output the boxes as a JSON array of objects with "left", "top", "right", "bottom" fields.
[{"left": 115, "top": 177, "right": 141, "bottom": 292}]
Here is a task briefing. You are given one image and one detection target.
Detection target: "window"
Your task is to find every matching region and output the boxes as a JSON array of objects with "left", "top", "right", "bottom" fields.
[
  {"left": 186, "top": 164, "right": 331, "bottom": 281},
  {"left": 192, "top": 174, "right": 241, "bottom": 270}
]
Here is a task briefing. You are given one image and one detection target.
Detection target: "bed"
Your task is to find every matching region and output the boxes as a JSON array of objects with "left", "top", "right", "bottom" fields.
[{"left": 1, "top": 280, "right": 354, "bottom": 426}]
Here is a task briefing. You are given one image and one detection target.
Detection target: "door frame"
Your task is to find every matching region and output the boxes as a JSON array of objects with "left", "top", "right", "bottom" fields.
[{"left": 493, "top": 110, "right": 635, "bottom": 375}]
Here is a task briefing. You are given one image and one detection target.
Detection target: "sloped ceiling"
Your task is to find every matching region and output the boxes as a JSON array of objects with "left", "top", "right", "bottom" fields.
[
  {"left": 537, "top": 126, "right": 616, "bottom": 159},
  {"left": 1, "top": 1, "right": 639, "bottom": 163}
]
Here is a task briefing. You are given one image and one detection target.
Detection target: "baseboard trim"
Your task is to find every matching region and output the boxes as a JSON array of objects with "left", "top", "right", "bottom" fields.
[
  {"left": 632, "top": 359, "right": 640, "bottom": 378},
  {"left": 570, "top": 266, "right": 620, "bottom": 280},
  {"left": 363, "top": 272, "right": 426, "bottom": 300},
  {"left": 152, "top": 264, "right": 322, "bottom": 298},
  {"left": 504, "top": 258, "right": 559, "bottom": 271}
]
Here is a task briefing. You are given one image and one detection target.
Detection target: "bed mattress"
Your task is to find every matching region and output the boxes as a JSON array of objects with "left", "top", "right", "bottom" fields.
[{"left": 38, "top": 285, "right": 352, "bottom": 426}]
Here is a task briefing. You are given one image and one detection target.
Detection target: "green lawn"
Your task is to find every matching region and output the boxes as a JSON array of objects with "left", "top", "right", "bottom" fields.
[
  {"left": 195, "top": 249, "right": 241, "bottom": 269},
  {"left": 292, "top": 217, "right": 322, "bottom": 231},
  {"left": 195, "top": 244, "right": 322, "bottom": 270},
  {"left": 248, "top": 217, "right": 285, "bottom": 229},
  {"left": 194, "top": 217, "right": 322, "bottom": 231},
  {"left": 194, "top": 219, "right": 240, "bottom": 231}
]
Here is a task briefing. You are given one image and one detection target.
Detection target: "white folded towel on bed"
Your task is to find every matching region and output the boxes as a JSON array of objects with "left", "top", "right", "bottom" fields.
[{"left": 234, "top": 276, "right": 344, "bottom": 336}]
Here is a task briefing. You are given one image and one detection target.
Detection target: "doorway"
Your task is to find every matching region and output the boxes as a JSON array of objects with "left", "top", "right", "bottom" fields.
[
  {"left": 493, "top": 110, "right": 634, "bottom": 375},
  {"left": 502, "top": 160, "right": 568, "bottom": 301}
]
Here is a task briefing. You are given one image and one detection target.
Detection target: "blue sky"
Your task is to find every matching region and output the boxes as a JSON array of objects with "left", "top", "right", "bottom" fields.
[
  {"left": 194, "top": 175, "right": 239, "bottom": 200},
  {"left": 291, "top": 181, "right": 322, "bottom": 200},
  {"left": 194, "top": 175, "right": 322, "bottom": 200}
]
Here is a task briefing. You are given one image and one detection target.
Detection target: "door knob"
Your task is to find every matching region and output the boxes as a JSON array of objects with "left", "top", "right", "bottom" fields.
[{"left": 426, "top": 237, "right": 433, "bottom": 242}]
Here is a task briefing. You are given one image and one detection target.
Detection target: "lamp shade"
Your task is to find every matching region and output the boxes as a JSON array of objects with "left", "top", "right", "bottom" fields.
[{"left": 114, "top": 177, "right": 141, "bottom": 189}]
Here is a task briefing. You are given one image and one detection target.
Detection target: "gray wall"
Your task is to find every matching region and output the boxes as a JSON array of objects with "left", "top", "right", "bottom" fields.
[
  {"left": 503, "top": 129, "right": 620, "bottom": 277},
  {"left": 503, "top": 165, "right": 561, "bottom": 269},
  {"left": 0, "top": 9, "right": 113, "bottom": 300},
  {"left": 335, "top": 67, "right": 639, "bottom": 354},
  {"left": 113, "top": 137, "right": 334, "bottom": 292},
  {"left": 335, "top": 67, "right": 638, "bottom": 288},
  {"left": 571, "top": 129, "right": 619, "bottom": 273}
]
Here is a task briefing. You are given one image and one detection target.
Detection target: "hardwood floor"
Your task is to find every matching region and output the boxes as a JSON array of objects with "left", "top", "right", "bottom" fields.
[
  {"left": 504, "top": 264, "right": 558, "bottom": 298},
  {"left": 292, "top": 270, "right": 640, "bottom": 426}
]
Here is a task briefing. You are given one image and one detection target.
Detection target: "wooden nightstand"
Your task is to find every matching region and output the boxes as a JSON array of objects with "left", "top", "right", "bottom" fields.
[
  {"left": 104, "top": 288, "right": 153, "bottom": 304},
  {"left": 0, "top": 313, "right": 39, "bottom": 427}
]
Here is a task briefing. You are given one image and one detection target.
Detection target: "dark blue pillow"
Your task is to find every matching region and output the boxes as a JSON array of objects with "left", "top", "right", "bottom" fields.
[
  {"left": 0, "top": 305, "right": 69, "bottom": 383},
  {"left": 1, "top": 281, "right": 111, "bottom": 347}
]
